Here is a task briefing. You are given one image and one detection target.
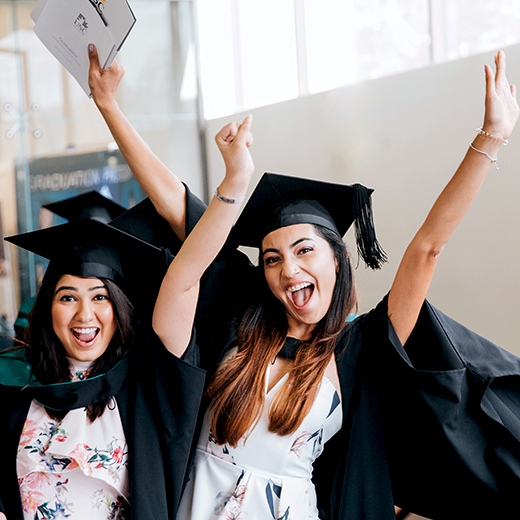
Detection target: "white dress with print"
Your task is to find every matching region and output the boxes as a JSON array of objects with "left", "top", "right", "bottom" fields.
[
  {"left": 177, "top": 367, "right": 342, "bottom": 520},
  {"left": 16, "top": 359, "right": 129, "bottom": 520}
]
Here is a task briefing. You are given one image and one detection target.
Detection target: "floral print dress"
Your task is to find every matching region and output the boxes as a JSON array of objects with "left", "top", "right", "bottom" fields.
[
  {"left": 16, "top": 359, "right": 129, "bottom": 520},
  {"left": 177, "top": 364, "right": 342, "bottom": 520}
]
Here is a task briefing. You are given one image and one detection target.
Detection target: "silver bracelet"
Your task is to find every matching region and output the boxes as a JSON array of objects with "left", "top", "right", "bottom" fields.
[
  {"left": 476, "top": 126, "right": 508, "bottom": 145},
  {"left": 469, "top": 143, "right": 499, "bottom": 170},
  {"left": 214, "top": 187, "right": 245, "bottom": 204}
]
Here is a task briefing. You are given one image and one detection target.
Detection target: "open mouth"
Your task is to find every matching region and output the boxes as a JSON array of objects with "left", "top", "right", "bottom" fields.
[
  {"left": 71, "top": 327, "right": 99, "bottom": 346},
  {"left": 287, "top": 282, "right": 314, "bottom": 309}
]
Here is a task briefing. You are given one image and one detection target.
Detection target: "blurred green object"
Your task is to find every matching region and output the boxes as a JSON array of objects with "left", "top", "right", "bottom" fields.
[{"left": 14, "top": 295, "right": 36, "bottom": 333}]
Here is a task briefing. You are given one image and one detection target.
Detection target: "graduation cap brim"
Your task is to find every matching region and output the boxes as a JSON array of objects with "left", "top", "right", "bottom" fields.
[
  {"left": 109, "top": 186, "right": 207, "bottom": 255},
  {"left": 109, "top": 198, "right": 183, "bottom": 254},
  {"left": 5, "top": 218, "right": 165, "bottom": 291},
  {"left": 231, "top": 173, "right": 366, "bottom": 247},
  {"left": 5, "top": 218, "right": 171, "bottom": 321},
  {"left": 43, "top": 191, "right": 126, "bottom": 223},
  {"left": 231, "top": 172, "right": 387, "bottom": 269}
]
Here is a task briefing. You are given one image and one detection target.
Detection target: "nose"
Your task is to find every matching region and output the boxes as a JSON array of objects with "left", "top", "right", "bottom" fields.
[
  {"left": 281, "top": 257, "right": 300, "bottom": 279},
  {"left": 76, "top": 299, "right": 94, "bottom": 322}
]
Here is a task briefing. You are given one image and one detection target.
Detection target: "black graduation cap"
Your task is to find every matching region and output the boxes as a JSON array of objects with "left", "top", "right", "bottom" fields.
[
  {"left": 4, "top": 219, "right": 167, "bottom": 318},
  {"left": 109, "top": 198, "right": 183, "bottom": 254},
  {"left": 109, "top": 185, "right": 207, "bottom": 255},
  {"left": 42, "top": 191, "right": 126, "bottom": 224},
  {"left": 231, "top": 172, "right": 387, "bottom": 269}
]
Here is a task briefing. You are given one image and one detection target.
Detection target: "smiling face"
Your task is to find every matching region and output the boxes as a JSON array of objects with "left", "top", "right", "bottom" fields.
[
  {"left": 262, "top": 223, "right": 337, "bottom": 339},
  {"left": 51, "top": 275, "right": 117, "bottom": 362}
]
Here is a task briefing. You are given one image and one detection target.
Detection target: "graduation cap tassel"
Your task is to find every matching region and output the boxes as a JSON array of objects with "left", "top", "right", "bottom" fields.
[{"left": 352, "top": 184, "right": 388, "bottom": 269}]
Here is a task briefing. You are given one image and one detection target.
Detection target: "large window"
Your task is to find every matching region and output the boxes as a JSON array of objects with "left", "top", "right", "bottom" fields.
[
  {"left": 197, "top": 0, "right": 520, "bottom": 119},
  {"left": 445, "top": 1, "right": 520, "bottom": 59}
]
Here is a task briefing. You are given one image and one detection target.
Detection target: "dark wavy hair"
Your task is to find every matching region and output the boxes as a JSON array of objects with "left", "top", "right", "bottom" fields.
[
  {"left": 25, "top": 267, "right": 135, "bottom": 421},
  {"left": 206, "top": 224, "right": 357, "bottom": 446}
]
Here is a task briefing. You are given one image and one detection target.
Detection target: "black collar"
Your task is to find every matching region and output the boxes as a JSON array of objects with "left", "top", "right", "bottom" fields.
[{"left": 277, "top": 337, "right": 302, "bottom": 360}]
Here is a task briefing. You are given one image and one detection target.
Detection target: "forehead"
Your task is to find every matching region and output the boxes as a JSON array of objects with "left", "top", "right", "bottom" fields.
[
  {"left": 261, "top": 223, "right": 321, "bottom": 251},
  {"left": 55, "top": 274, "right": 105, "bottom": 290}
]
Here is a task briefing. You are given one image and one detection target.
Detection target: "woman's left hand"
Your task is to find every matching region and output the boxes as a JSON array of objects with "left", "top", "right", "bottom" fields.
[
  {"left": 482, "top": 50, "right": 519, "bottom": 140},
  {"left": 88, "top": 44, "right": 125, "bottom": 111}
]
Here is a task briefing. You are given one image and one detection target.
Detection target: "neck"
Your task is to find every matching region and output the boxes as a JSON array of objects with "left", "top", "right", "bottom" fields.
[{"left": 286, "top": 315, "right": 315, "bottom": 340}]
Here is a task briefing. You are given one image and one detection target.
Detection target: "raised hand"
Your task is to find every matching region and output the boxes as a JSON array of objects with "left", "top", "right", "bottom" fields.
[
  {"left": 153, "top": 118, "right": 254, "bottom": 357},
  {"left": 215, "top": 116, "right": 254, "bottom": 185},
  {"left": 388, "top": 50, "right": 518, "bottom": 346},
  {"left": 483, "top": 50, "right": 519, "bottom": 140},
  {"left": 87, "top": 44, "right": 125, "bottom": 110}
]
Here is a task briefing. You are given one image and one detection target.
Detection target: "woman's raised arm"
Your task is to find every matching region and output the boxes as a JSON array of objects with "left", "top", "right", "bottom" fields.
[
  {"left": 87, "top": 44, "right": 188, "bottom": 240},
  {"left": 152, "top": 116, "right": 254, "bottom": 357},
  {"left": 388, "top": 50, "right": 519, "bottom": 345}
]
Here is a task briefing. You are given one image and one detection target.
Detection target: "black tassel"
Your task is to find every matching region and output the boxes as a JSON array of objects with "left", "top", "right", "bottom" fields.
[{"left": 352, "top": 184, "right": 387, "bottom": 270}]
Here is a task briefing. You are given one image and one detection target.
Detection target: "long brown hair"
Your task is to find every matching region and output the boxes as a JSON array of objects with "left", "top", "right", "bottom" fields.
[
  {"left": 206, "top": 225, "right": 357, "bottom": 446},
  {"left": 25, "top": 268, "right": 135, "bottom": 421}
]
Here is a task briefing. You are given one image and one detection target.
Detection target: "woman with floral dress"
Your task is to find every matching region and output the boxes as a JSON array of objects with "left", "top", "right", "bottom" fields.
[
  {"left": 89, "top": 46, "right": 520, "bottom": 519},
  {"left": 0, "top": 109, "right": 253, "bottom": 519}
]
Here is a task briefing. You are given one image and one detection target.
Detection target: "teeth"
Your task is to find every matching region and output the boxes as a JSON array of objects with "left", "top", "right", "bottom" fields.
[
  {"left": 288, "top": 282, "right": 312, "bottom": 293},
  {"left": 72, "top": 327, "right": 98, "bottom": 334}
]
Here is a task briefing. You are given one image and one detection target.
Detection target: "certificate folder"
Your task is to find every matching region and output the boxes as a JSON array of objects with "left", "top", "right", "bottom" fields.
[{"left": 31, "top": 0, "right": 136, "bottom": 97}]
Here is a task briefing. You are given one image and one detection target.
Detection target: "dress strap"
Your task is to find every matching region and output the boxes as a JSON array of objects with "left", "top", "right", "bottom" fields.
[{"left": 265, "top": 363, "right": 271, "bottom": 395}]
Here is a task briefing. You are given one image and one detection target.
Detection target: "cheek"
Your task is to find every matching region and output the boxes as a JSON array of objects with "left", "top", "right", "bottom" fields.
[
  {"left": 51, "top": 305, "right": 67, "bottom": 332},
  {"left": 264, "top": 271, "right": 284, "bottom": 301},
  {"left": 100, "top": 304, "right": 114, "bottom": 321},
  {"left": 100, "top": 305, "right": 117, "bottom": 331},
  {"left": 320, "top": 257, "right": 338, "bottom": 294}
]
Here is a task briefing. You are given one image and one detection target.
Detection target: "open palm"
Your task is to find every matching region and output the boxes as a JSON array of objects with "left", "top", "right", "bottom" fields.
[{"left": 483, "top": 50, "right": 519, "bottom": 140}]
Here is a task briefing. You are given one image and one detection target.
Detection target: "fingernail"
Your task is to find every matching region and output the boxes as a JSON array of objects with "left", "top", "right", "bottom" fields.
[{"left": 88, "top": 44, "right": 94, "bottom": 53}]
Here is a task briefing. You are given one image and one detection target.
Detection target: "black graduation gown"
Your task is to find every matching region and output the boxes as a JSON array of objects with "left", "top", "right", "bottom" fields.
[
  {"left": 192, "top": 239, "right": 520, "bottom": 518},
  {"left": 312, "top": 296, "right": 520, "bottom": 519},
  {"left": 0, "top": 333, "right": 206, "bottom": 520}
]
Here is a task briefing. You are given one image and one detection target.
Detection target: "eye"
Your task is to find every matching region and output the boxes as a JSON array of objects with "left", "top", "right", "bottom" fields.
[
  {"left": 264, "top": 255, "right": 280, "bottom": 266},
  {"left": 297, "top": 246, "right": 313, "bottom": 255},
  {"left": 93, "top": 293, "right": 110, "bottom": 302},
  {"left": 59, "top": 294, "right": 76, "bottom": 302}
]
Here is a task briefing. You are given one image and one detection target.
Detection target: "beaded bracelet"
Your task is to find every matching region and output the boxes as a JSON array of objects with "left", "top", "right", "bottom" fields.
[
  {"left": 214, "top": 187, "right": 245, "bottom": 204},
  {"left": 476, "top": 127, "right": 508, "bottom": 145}
]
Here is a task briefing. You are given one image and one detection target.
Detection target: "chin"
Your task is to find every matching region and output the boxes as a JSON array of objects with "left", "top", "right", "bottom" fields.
[{"left": 66, "top": 347, "right": 106, "bottom": 362}]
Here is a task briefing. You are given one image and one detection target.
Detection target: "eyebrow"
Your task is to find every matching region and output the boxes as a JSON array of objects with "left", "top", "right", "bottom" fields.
[
  {"left": 54, "top": 284, "right": 107, "bottom": 295},
  {"left": 262, "top": 237, "right": 313, "bottom": 256}
]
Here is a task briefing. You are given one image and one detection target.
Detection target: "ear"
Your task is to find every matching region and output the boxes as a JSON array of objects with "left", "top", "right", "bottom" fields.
[{"left": 338, "top": 245, "right": 349, "bottom": 273}]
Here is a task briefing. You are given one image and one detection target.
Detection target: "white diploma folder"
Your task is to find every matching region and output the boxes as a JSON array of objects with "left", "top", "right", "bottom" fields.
[{"left": 31, "top": 0, "right": 136, "bottom": 97}]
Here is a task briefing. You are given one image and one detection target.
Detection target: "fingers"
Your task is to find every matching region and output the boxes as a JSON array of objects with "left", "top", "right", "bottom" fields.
[
  {"left": 88, "top": 43, "right": 124, "bottom": 77},
  {"left": 236, "top": 115, "right": 253, "bottom": 148},
  {"left": 494, "top": 50, "right": 506, "bottom": 85},
  {"left": 215, "top": 122, "right": 238, "bottom": 145},
  {"left": 88, "top": 43, "right": 101, "bottom": 73},
  {"left": 215, "top": 115, "right": 253, "bottom": 147},
  {"left": 484, "top": 63, "right": 494, "bottom": 99}
]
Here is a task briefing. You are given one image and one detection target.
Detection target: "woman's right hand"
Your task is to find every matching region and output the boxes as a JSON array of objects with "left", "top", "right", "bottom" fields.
[
  {"left": 215, "top": 116, "right": 254, "bottom": 196},
  {"left": 87, "top": 44, "right": 125, "bottom": 111},
  {"left": 153, "top": 116, "right": 254, "bottom": 357}
]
